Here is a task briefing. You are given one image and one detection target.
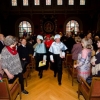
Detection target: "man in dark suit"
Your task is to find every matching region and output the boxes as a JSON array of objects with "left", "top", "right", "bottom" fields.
[
  {"left": 17, "top": 39, "right": 29, "bottom": 73},
  {"left": 0, "top": 34, "right": 5, "bottom": 53}
]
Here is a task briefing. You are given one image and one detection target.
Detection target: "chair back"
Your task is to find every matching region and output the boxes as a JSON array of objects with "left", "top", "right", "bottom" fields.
[
  {"left": 66, "top": 54, "right": 73, "bottom": 67},
  {"left": 89, "top": 77, "right": 100, "bottom": 100},
  {"left": 0, "top": 78, "right": 11, "bottom": 100},
  {"left": 0, "top": 78, "right": 21, "bottom": 100}
]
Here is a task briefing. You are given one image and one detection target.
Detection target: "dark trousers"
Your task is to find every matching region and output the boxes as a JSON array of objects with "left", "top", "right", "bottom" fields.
[
  {"left": 52, "top": 54, "right": 62, "bottom": 83},
  {"left": 8, "top": 72, "right": 24, "bottom": 91}
]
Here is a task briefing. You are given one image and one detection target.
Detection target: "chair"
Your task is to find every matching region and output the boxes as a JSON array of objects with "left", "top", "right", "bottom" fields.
[
  {"left": 0, "top": 78, "right": 21, "bottom": 100},
  {"left": 78, "top": 76, "right": 100, "bottom": 100},
  {"left": 67, "top": 60, "right": 77, "bottom": 86},
  {"left": 65, "top": 54, "right": 73, "bottom": 68},
  {"left": 29, "top": 54, "right": 35, "bottom": 72},
  {"left": 23, "top": 64, "right": 31, "bottom": 87}
]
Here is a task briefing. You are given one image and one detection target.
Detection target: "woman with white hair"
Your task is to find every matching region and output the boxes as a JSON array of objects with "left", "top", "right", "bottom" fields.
[
  {"left": 49, "top": 34, "right": 67, "bottom": 85},
  {"left": 33, "top": 35, "right": 46, "bottom": 78},
  {"left": 74, "top": 39, "right": 92, "bottom": 82},
  {"left": 1, "top": 35, "right": 28, "bottom": 94}
]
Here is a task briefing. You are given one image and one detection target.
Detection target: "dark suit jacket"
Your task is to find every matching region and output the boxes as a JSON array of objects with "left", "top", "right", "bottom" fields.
[
  {"left": 17, "top": 45, "right": 29, "bottom": 63},
  {"left": 0, "top": 41, "right": 4, "bottom": 53}
]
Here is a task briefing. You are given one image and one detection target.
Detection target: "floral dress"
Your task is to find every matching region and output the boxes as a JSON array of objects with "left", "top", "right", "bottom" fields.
[{"left": 77, "top": 49, "right": 91, "bottom": 81}]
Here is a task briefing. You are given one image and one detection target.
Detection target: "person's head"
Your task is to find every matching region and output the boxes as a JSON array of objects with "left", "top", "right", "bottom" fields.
[
  {"left": 81, "top": 40, "right": 92, "bottom": 49},
  {"left": 0, "top": 34, "right": 5, "bottom": 41},
  {"left": 75, "top": 37, "right": 81, "bottom": 43},
  {"left": 86, "top": 32, "right": 92, "bottom": 39},
  {"left": 46, "top": 35, "right": 50, "bottom": 40},
  {"left": 67, "top": 32, "right": 72, "bottom": 37},
  {"left": 97, "top": 39, "right": 100, "bottom": 49},
  {"left": 21, "top": 39, "right": 27, "bottom": 46},
  {"left": 94, "top": 36, "right": 99, "bottom": 41},
  {"left": 54, "top": 34, "right": 61, "bottom": 43},
  {"left": 37, "top": 35, "right": 43, "bottom": 44},
  {"left": 4, "top": 35, "right": 17, "bottom": 47}
]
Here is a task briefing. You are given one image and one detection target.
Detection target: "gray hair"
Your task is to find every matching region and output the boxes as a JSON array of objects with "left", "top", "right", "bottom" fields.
[{"left": 4, "top": 35, "right": 17, "bottom": 46}]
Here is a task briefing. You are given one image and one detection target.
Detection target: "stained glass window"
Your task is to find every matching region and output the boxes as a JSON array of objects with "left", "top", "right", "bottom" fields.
[
  {"left": 23, "top": 0, "right": 28, "bottom": 6},
  {"left": 12, "top": 0, "right": 17, "bottom": 6},
  {"left": 80, "top": 0, "right": 85, "bottom": 5},
  {"left": 19, "top": 21, "right": 32, "bottom": 37},
  {"left": 46, "top": 0, "right": 51, "bottom": 5},
  {"left": 66, "top": 20, "right": 79, "bottom": 34},
  {"left": 57, "top": 0, "right": 63, "bottom": 5},
  {"left": 34, "top": 0, "right": 40, "bottom": 5},
  {"left": 68, "top": 0, "right": 74, "bottom": 5}
]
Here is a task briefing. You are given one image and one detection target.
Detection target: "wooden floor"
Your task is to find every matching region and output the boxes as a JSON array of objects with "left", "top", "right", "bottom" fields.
[{"left": 16, "top": 66, "right": 85, "bottom": 100}]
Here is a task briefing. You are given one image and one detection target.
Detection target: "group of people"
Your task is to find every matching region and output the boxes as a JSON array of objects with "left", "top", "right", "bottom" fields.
[
  {"left": 33, "top": 34, "right": 67, "bottom": 85},
  {"left": 0, "top": 31, "right": 100, "bottom": 95},
  {"left": 71, "top": 32, "right": 100, "bottom": 85}
]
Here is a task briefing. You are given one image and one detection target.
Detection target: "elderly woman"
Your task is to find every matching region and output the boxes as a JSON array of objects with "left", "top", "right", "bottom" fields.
[
  {"left": 49, "top": 34, "right": 67, "bottom": 85},
  {"left": 33, "top": 35, "right": 46, "bottom": 78},
  {"left": 1, "top": 35, "right": 28, "bottom": 94},
  {"left": 71, "top": 37, "right": 82, "bottom": 61},
  {"left": 74, "top": 40, "right": 92, "bottom": 82}
]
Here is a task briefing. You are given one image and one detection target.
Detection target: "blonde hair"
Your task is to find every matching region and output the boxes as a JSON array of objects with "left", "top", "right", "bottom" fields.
[{"left": 75, "top": 37, "right": 81, "bottom": 43}]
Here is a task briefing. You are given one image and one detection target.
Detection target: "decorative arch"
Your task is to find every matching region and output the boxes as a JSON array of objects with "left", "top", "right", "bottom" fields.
[
  {"left": 63, "top": 17, "right": 83, "bottom": 35},
  {"left": 15, "top": 17, "right": 34, "bottom": 37}
]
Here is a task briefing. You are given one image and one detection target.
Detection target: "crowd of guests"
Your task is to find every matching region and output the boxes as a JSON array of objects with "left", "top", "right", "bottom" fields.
[{"left": 0, "top": 31, "right": 100, "bottom": 96}]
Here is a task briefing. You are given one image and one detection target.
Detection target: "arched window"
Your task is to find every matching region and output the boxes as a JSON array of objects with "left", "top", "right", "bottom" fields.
[
  {"left": 80, "top": 0, "right": 85, "bottom": 5},
  {"left": 68, "top": 0, "right": 74, "bottom": 5},
  {"left": 46, "top": 0, "right": 51, "bottom": 5},
  {"left": 23, "top": 0, "right": 28, "bottom": 6},
  {"left": 19, "top": 21, "right": 32, "bottom": 37},
  {"left": 66, "top": 20, "right": 79, "bottom": 34},
  {"left": 57, "top": 0, "right": 63, "bottom": 5},
  {"left": 34, "top": 0, "right": 40, "bottom": 5},
  {"left": 12, "top": 0, "right": 17, "bottom": 6}
]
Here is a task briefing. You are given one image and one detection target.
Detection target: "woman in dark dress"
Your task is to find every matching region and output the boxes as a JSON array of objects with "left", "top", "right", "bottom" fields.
[{"left": 33, "top": 35, "right": 46, "bottom": 78}]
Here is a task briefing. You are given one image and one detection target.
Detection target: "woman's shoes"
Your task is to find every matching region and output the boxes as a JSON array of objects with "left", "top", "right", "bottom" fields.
[
  {"left": 58, "top": 82, "right": 61, "bottom": 85},
  {"left": 38, "top": 71, "right": 43, "bottom": 78},
  {"left": 40, "top": 74, "right": 42, "bottom": 78}
]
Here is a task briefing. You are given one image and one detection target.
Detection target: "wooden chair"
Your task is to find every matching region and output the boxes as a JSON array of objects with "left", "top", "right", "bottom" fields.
[
  {"left": 23, "top": 64, "right": 31, "bottom": 87},
  {"left": 0, "top": 78, "right": 21, "bottom": 100},
  {"left": 29, "top": 54, "right": 35, "bottom": 72},
  {"left": 67, "top": 60, "right": 77, "bottom": 86},
  {"left": 78, "top": 76, "right": 100, "bottom": 100},
  {"left": 65, "top": 54, "right": 73, "bottom": 68}
]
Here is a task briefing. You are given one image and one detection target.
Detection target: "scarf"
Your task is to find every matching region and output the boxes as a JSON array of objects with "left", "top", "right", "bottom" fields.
[{"left": 6, "top": 46, "right": 17, "bottom": 55}]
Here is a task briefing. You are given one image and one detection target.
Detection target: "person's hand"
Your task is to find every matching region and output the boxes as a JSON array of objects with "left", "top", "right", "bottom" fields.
[
  {"left": 43, "top": 60, "right": 46, "bottom": 63},
  {"left": 8, "top": 74, "right": 14, "bottom": 79},
  {"left": 92, "top": 62, "right": 95, "bottom": 65},
  {"left": 51, "top": 60, "right": 54, "bottom": 63},
  {"left": 74, "top": 64, "right": 77, "bottom": 68},
  {"left": 33, "top": 56, "right": 34, "bottom": 58},
  {"left": 22, "top": 58, "right": 26, "bottom": 60},
  {"left": 60, "top": 56, "right": 65, "bottom": 58}
]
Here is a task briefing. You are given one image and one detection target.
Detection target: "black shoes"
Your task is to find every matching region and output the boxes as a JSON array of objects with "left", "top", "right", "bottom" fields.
[
  {"left": 38, "top": 71, "right": 43, "bottom": 79},
  {"left": 22, "top": 90, "right": 29, "bottom": 94},
  {"left": 54, "top": 74, "right": 56, "bottom": 77},
  {"left": 40, "top": 74, "right": 42, "bottom": 78},
  {"left": 58, "top": 82, "right": 61, "bottom": 85}
]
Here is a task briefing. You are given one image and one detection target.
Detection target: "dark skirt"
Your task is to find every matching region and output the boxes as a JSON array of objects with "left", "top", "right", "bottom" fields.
[{"left": 35, "top": 53, "right": 46, "bottom": 71}]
